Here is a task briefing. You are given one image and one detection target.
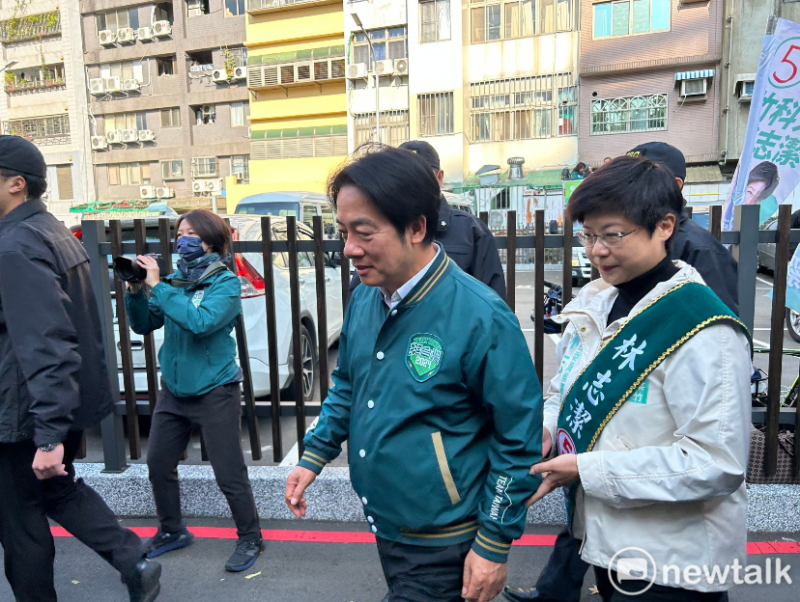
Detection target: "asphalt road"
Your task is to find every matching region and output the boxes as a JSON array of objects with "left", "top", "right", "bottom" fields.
[{"left": 0, "top": 519, "right": 797, "bottom": 602}]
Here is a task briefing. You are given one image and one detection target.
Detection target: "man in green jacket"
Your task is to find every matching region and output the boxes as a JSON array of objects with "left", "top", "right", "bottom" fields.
[{"left": 285, "top": 147, "right": 543, "bottom": 602}]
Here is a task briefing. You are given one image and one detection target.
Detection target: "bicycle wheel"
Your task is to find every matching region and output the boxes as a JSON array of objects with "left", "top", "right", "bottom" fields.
[{"left": 784, "top": 379, "right": 799, "bottom": 408}]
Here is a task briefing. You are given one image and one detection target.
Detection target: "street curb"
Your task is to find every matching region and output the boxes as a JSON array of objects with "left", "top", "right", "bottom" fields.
[{"left": 75, "top": 464, "right": 798, "bottom": 531}]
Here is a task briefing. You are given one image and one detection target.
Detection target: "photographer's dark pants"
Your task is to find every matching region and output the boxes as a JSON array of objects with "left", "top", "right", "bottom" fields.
[
  {"left": 535, "top": 527, "right": 589, "bottom": 601},
  {"left": 147, "top": 383, "right": 261, "bottom": 541},
  {"left": 376, "top": 537, "right": 473, "bottom": 602},
  {"left": 0, "top": 430, "right": 145, "bottom": 602}
]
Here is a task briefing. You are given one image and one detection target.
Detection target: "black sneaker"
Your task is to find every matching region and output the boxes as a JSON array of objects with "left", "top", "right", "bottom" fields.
[
  {"left": 502, "top": 586, "right": 559, "bottom": 602},
  {"left": 127, "top": 558, "right": 161, "bottom": 602},
  {"left": 145, "top": 528, "right": 195, "bottom": 559},
  {"left": 225, "top": 539, "right": 264, "bottom": 572}
]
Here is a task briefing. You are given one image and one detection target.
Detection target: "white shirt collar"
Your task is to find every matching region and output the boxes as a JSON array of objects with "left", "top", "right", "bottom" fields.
[{"left": 381, "top": 245, "right": 441, "bottom": 310}]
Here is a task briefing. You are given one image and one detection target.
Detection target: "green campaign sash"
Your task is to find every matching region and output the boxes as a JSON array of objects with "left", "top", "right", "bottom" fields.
[{"left": 555, "top": 282, "right": 748, "bottom": 526}]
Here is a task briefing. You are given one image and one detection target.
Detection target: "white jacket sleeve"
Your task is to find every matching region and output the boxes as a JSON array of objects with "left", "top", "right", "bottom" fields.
[
  {"left": 577, "top": 324, "right": 751, "bottom": 509},
  {"left": 542, "top": 323, "right": 577, "bottom": 454}
]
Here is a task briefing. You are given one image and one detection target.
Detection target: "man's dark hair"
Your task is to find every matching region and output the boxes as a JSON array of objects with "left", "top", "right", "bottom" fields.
[
  {"left": 748, "top": 161, "right": 780, "bottom": 203},
  {"left": 328, "top": 145, "right": 440, "bottom": 244},
  {"left": 0, "top": 168, "right": 47, "bottom": 200},
  {"left": 175, "top": 209, "right": 231, "bottom": 256},
  {"left": 567, "top": 156, "right": 684, "bottom": 240}
]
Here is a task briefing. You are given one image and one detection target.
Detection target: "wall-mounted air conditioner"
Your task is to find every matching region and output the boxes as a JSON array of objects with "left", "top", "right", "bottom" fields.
[
  {"left": 99, "top": 30, "right": 116, "bottom": 45},
  {"left": 140, "top": 186, "right": 154, "bottom": 199},
  {"left": 91, "top": 136, "right": 107, "bottom": 150},
  {"left": 121, "top": 129, "right": 139, "bottom": 143},
  {"left": 394, "top": 58, "right": 409, "bottom": 76},
  {"left": 104, "top": 76, "right": 121, "bottom": 93},
  {"left": 233, "top": 67, "right": 246, "bottom": 80},
  {"left": 212, "top": 69, "right": 228, "bottom": 83},
  {"left": 155, "top": 187, "right": 174, "bottom": 199},
  {"left": 117, "top": 28, "right": 135, "bottom": 43},
  {"left": 205, "top": 179, "right": 223, "bottom": 192},
  {"left": 138, "top": 130, "right": 156, "bottom": 142},
  {"left": 89, "top": 78, "right": 106, "bottom": 95},
  {"left": 106, "top": 130, "right": 123, "bottom": 144},
  {"left": 375, "top": 60, "right": 394, "bottom": 76},
  {"left": 137, "top": 27, "right": 153, "bottom": 41},
  {"left": 122, "top": 79, "right": 140, "bottom": 91},
  {"left": 153, "top": 21, "right": 172, "bottom": 37},
  {"left": 347, "top": 63, "right": 367, "bottom": 79},
  {"left": 680, "top": 79, "right": 707, "bottom": 97}
]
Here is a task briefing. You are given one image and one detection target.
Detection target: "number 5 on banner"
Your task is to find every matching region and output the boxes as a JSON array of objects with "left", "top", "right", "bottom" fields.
[{"left": 771, "top": 41, "right": 800, "bottom": 88}]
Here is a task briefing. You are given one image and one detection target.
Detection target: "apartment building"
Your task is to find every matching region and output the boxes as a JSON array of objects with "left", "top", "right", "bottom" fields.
[
  {"left": 578, "top": 0, "right": 725, "bottom": 195},
  {"left": 0, "top": 1, "right": 94, "bottom": 223},
  {"left": 229, "top": 0, "right": 347, "bottom": 211},
  {"left": 344, "top": 1, "right": 410, "bottom": 152},
  {"left": 81, "top": 0, "right": 249, "bottom": 208}
]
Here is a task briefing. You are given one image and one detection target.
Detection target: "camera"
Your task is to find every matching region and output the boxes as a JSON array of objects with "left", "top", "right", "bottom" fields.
[{"left": 112, "top": 255, "right": 168, "bottom": 284}]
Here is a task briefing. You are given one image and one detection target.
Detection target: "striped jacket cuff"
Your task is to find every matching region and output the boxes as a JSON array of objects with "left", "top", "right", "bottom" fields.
[
  {"left": 298, "top": 450, "right": 330, "bottom": 474},
  {"left": 471, "top": 530, "right": 512, "bottom": 563}
]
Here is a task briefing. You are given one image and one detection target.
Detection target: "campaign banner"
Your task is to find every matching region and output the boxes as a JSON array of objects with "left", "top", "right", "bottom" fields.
[{"left": 722, "top": 19, "right": 800, "bottom": 233}]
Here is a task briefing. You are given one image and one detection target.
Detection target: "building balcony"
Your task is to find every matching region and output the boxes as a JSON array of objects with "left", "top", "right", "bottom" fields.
[
  {"left": 1, "top": 115, "right": 71, "bottom": 146},
  {"left": 247, "top": 0, "right": 340, "bottom": 15},
  {"left": 247, "top": 46, "right": 345, "bottom": 91},
  {"left": 5, "top": 78, "right": 66, "bottom": 95},
  {"left": 0, "top": 11, "right": 61, "bottom": 44}
]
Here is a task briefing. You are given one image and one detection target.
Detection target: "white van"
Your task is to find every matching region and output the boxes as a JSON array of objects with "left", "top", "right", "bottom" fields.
[{"left": 235, "top": 191, "right": 335, "bottom": 237}]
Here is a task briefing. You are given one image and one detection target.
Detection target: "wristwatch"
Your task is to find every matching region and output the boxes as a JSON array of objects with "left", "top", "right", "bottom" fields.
[{"left": 38, "top": 442, "right": 60, "bottom": 452}]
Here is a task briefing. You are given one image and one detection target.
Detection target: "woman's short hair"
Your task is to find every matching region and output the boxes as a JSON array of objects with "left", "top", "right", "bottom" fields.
[
  {"left": 175, "top": 209, "right": 231, "bottom": 256},
  {"left": 748, "top": 161, "right": 780, "bottom": 202},
  {"left": 572, "top": 162, "right": 587, "bottom": 174},
  {"left": 328, "top": 144, "right": 440, "bottom": 244},
  {"left": 567, "top": 155, "right": 684, "bottom": 238}
]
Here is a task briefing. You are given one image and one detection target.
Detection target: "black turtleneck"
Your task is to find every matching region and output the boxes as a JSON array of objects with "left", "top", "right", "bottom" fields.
[{"left": 608, "top": 255, "right": 679, "bottom": 324}]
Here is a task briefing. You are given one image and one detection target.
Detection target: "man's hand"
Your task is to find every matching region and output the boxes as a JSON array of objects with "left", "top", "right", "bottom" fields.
[
  {"left": 128, "top": 281, "right": 143, "bottom": 294},
  {"left": 461, "top": 550, "right": 507, "bottom": 602},
  {"left": 542, "top": 427, "right": 552, "bottom": 458},
  {"left": 136, "top": 255, "right": 162, "bottom": 289},
  {"left": 285, "top": 466, "right": 317, "bottom": 518},
  {"left": 526, "top": 454, "right": 580, "bottom": 507},
  {"left": 32, "top": 444, "right": 67, "bottom": 480}
]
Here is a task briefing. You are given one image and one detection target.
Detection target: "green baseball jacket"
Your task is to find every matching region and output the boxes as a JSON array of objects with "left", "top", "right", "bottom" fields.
[
  {"left": 125, "top": 263, "right": 241, "bottom": 398},
  {"left": 298, "top": 250, "right": 543, "bottom": 563}
]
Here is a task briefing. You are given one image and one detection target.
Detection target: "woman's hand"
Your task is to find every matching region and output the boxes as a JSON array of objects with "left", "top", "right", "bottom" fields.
[
  {"left": 526, "top": 454, "right": 580, "bottom": 507},
  {"left": 136, "top": 255, "right": 162, "bottom": 289}
]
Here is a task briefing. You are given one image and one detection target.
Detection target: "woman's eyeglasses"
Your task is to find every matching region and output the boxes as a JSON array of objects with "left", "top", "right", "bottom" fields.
[{"left": 575, "top": 229, "right": 639, "bottom": 248}]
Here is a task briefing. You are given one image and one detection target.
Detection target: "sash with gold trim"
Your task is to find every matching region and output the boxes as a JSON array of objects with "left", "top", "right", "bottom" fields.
[{"left": 554, "top": 282, "right": 748, "bottom": 527}]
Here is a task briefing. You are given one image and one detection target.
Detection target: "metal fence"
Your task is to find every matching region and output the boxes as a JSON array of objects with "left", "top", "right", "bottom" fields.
[{"left": 82, "top": 203, "right": 799, "bottom": 478}]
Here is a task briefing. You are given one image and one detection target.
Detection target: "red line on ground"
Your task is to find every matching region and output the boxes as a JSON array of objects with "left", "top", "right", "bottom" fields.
[{"left": 49, "top": 527, "right": 798, "bottom": 553}]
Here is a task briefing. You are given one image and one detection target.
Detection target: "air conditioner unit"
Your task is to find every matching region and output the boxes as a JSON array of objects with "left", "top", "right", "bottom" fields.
[
  {"left": 155, "top": 187, "right": 174, "bottom": 199},
  {"left": 188, "top": 3, "right": 204, "bottom": 17},
  {"left": 680, "top": 79, "right": 707, "bottom": 97},
  {"left": 140, "top": 186, "right": 154, "bottom": 199},
  {"left": 394, "top": 58, "right": 409, "bottom": 76},
  {"left": 137, "top": 26, "right": 153, "bottom": 41},
  {"left": 375, "top": 59, "right": 394, "bottom": 76},
  {"left": 122, "top": 79, "right": 140, "bottom": 91},
  {"left": 99, "top": 30, "right": 116, "bottom": 45},
  {"left": 192, "top": 181, "right": 205, "bottom": 193},
  {"left": 205, "top": 179, "right": 223, "bottom": 192},
  {"left": 121, "top": 129, "right": 138, "bottom": 143},
  {"left": 152, "top": 20, "right": 172, "bottom": 37},
  {"left": 117, "top": 28, "right": 135, "bottom": 43},
  {"left": 233, "top": 66, "right": 246, "bottom": 80},
  {"left": 347, "top": 63, "right": 367, "bottom": 79},
  {"left": 138, "top": 129, "right": 156, "bottom": 142},
  {"left": 89, "top": 78, "right": 106, "bottom": 95},
  {"left": 104, "top": 76, "right": 121, "bottom": 93},
  {"left": 90, "top": 136, "right": 107, "bottom": 150},
  {"left": 106, "top": 130, "right": 123, "bottom": 144},
  {"left": 212, "top": 69, "right": 228, "bottom": 83}
]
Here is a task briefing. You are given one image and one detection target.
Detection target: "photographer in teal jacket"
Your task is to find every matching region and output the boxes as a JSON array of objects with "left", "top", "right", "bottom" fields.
[
  {"left": 285, "top": 147, "right": 543, "bottom": 602},
  {"left": 125, "top": 209, "right": 263, "bottom": 574}
]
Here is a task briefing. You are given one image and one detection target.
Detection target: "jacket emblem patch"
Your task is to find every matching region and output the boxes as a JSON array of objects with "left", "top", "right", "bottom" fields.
[
  {"left": 191, "top": 290, "right": 205, "bottom": 308},
  {"left": 406, "top": 334, "right": 444, "bottom": 382},
  {"left": 628, "top": 381, "right": 649, "bottom": 404}
]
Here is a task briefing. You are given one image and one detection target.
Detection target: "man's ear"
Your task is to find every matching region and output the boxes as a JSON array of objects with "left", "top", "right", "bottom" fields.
[{"left": 407, "top": 216, "right": 429, "bottom": 245}]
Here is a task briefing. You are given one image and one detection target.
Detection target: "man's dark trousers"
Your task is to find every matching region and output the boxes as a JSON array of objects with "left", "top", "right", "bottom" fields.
[
  {"left": 376, "top": 537, "right": 473, "bottom": 602},
  {"left": 532, "top": 527, "right": 588, "bottom": 602},
  {"left": 0, "top": 430, "right": 145, "bottom": 602}
]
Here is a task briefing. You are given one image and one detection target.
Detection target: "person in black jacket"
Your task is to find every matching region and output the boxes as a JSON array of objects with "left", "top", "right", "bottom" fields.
[
  {"left": 0, "top": 136, "right": 160, "bottom": 602},
  {"left": 503, "top": 141, "right": 739, "bottom": 602},
  {"left": 349, "top": 140, "right": 506, "bottom": 301}
]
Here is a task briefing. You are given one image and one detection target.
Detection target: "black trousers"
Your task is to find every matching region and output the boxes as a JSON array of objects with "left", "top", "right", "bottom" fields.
[
  {"left": 594, "top": 567, "right": 730, "bottom": 602},
  {"left": 535, "top": 527, "right": 589, "bottom": 602},
  {"left": 0, "top": 430, "right": 145, "bottom": 602},
  {"left": 147, "top": 383, "right": 261, "bottom": 541},
  {"left": 376, "top": 537, "right": 473, "bottom": 602}
]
